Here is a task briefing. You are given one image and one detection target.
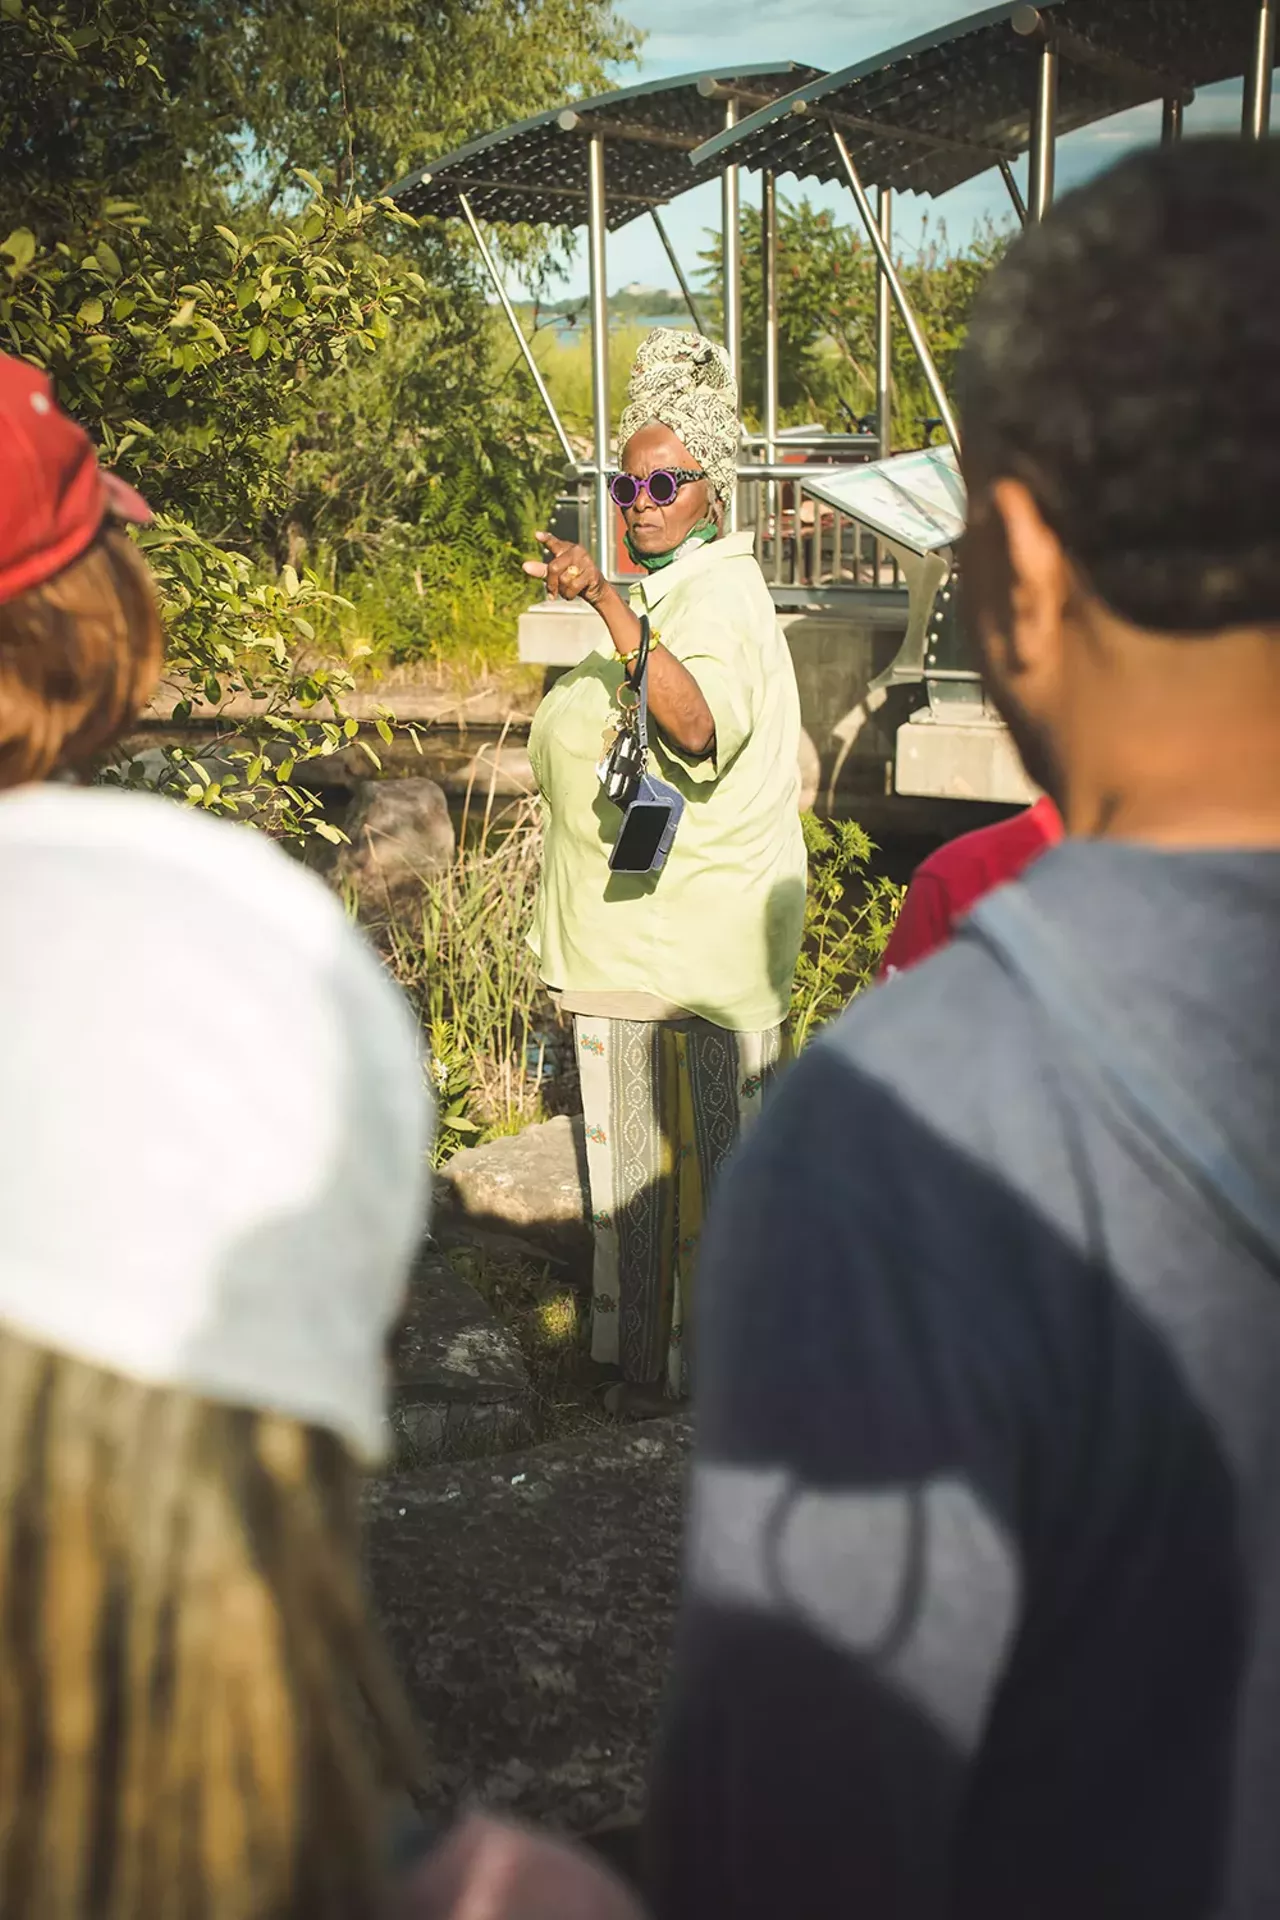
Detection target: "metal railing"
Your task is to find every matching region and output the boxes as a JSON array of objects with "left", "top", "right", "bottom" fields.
[
  {"left": 734, "top": 457, "right": 903, "bottom": 593},
  {"left": 550, "top": 455, "right": 903, "bottom": 598}
]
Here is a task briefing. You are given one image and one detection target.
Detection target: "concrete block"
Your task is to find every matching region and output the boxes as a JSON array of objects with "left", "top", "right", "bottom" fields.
[{"left": 895, "top": 715, "right": 1037, "bottom": 804}]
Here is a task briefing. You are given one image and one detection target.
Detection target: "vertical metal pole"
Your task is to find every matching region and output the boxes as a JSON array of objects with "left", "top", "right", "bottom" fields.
[
  {"left": 832, "top": 132, "right": 961, "bottom": 456},
  {"left": 762, "top": 169, "right": 779, "bottom": 579},
  {"left": 1243, "top": 0, "right": 1276, "bottom": 137},
  {"left": 875, "top": 185, "right": 893, "bottom": 462},
  {"left": 1028, "top": 37, "right": 1058, "bottom": 221},
  {"left": 587, "top": 133, "right": 612, "bottom": 576},
  {"left": 650, "top": 209, "right": 707, "bottom": 335},
  {"left": 722, "top": 98, "right": 741, "bottom": 532},
  {"left": 761, "top": 171, "right": 778, "bottom": 467},
  {"left": 1161, "top": 97, "right": 1184, "bottom": 144},
  {"left": 998, "top": 158, "right": 1029, "bottom": 225}
]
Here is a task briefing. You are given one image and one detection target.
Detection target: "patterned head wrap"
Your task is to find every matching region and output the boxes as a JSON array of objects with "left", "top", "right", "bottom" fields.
[{"left": 618, "top": 328, "right": 739, "bottom": 505}]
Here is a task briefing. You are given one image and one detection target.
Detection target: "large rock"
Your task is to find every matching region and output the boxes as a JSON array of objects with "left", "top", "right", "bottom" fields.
[
  {"left": 364, "top": 1418, "right": 691, "bottom": 1833},
  {"left": 328, "top": 776, "right": 454, "bottom": 918},
  {"left": 392, "top": 1248, "right": 532, "bottom": 1463},
  {"left": 435, "top": 1114, "right": 592, "bottom": 1278}
]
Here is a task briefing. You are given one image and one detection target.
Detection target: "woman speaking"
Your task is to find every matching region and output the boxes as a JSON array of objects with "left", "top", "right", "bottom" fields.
[{"left": 525, "top": 329, "right": 806, "bottom": 1416}]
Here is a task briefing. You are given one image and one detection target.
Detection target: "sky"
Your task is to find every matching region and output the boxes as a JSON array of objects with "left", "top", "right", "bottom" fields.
[{"left": 516, "top": 0, "right": 1270, "bottom": 299}]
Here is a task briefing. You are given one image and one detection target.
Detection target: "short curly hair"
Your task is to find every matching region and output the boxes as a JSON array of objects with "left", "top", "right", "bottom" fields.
[{"left": 959, "top": 138, "right": 1280, "bottom": 634}]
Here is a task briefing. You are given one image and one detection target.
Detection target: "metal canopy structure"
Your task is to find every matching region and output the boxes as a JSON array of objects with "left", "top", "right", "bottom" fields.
[
  {"left": 688, "top": 0, "right": 1270, "bottom": 198},
  {"left": 386, "top": 65, "right": 821, "bottom": 230},
  {"left": 687, "top": 0, "right": 1277, "bottom": 466},
  {"left": 382, "top": 0, "right": 1274, "bottom": 588},
  {"left": 387, "top": 65, "right": 825, "bottom": 570}
]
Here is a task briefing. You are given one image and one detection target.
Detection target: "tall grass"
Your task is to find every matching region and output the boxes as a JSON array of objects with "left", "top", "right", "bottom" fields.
[{"left": 381, "top": 752, "right": 561, "bottom": 1161}]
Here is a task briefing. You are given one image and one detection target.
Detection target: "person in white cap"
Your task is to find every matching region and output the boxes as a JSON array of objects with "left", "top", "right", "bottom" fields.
[
  {"left": 0, "top": 343, "right": 438, "bottom": 1913},
  {"left": 0, "top": 349, "right": 652, "bottom": 1920}
]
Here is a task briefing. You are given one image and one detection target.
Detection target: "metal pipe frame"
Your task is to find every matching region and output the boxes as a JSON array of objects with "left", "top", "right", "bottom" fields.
[
  {"left": 457, "top": 194, "right": 578, "bottom": 472},
  {"left": 1161, "top": 96, "right": 1184, "bottom": 144},
  {"left": 875, "top": 186, "right": 893, "bottom": 460},
  {"left": 1243, "top": 0, "right": 1276, "bottom": 137},
  {"left": 586, "top": 134, "right": 612, "bottom": 574},
  {"left": 762, "top": 171, "right": 779, "bottom": 464},
  {"left": 998, "top": 158, "right": 1029, "bottom": 225},
  {"left": 649, "top": 208, "right": 707, "bottom": 335},
  {"left": 762, "top": 170, "right": 779, "bottom": 578},
  {"left": 722, "top": 98, "right": 742, "bottom": 531},
  {"left": 1011, "top": 5, "right": 1190, "bottom": 104},
  {"left": 831, "top": 131, "right": 961, "bottom": 456},
  {"left": 1028, "top": 35, "right": 1059, "bottom": 221}
]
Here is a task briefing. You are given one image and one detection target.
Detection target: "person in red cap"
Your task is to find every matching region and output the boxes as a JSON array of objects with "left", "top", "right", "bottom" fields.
[
  {"left": 878, "top": 793, "right": 1063, "bottom": 977},
  {"left": 0, "top": 351, "right": 158, "bottom": 784}
]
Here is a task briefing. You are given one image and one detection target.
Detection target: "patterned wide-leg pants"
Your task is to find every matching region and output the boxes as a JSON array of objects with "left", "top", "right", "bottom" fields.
[{"left": 575, "top": 1015, "right": 786, "bottom": 1397}]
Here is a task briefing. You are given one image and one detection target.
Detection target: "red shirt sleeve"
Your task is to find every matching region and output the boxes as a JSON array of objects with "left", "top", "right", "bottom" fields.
[{"left": 878, "top": 870, "right": 954, "bottom": 977}]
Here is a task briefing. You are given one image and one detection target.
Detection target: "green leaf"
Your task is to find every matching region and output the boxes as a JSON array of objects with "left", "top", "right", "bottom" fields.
[
  {"left": 77, "top": 296, "right": 105, "bottom": 327},
  {"left": 247, "top": 325, "right": 269, "bottom": 360},
  {"left": 313, "top": 820, "right": 348, "bottom": 844},
  {"left": 170, "top": 298, "right": 197, "bottom": 328},
  {"left": 0, "top": 0, "right": 23, "bottom": 20},
  {"left": 95, "top": 241, "right": 122, "bottom": 279},
  {"left": 1, "top": 228, "right": 35, "bottom": 271}
]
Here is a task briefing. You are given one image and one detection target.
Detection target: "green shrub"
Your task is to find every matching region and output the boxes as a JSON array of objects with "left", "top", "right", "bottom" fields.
[
  {"left": 789, "top": 813, "right": 903, "bottom": 1053},
  {"left": 327, "top": 538, "right": 532, "bottom": 676}
]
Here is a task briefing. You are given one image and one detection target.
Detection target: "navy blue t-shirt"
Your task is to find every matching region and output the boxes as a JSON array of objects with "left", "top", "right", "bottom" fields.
[{"left": 649, "top": 842, "right": 1280, "bottom": 1920}]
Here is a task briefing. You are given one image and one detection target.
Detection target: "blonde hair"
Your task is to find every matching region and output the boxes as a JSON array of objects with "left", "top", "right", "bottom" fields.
[
  {"left": 0, "top": 1323, "right": 424, "bottom": 1919},
  {"left": 0, "top": 523, "right": 164, "bottom": 789}
]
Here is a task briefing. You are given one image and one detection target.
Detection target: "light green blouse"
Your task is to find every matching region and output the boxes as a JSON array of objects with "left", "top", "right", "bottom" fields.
[{"left": 527, "top": 531, "right": 807, "bottom": 1033}]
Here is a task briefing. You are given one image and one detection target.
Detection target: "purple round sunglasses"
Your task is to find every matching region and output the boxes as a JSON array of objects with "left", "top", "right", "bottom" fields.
[{"left": 609, "top": 467, "right": 707, "bottom": 510}]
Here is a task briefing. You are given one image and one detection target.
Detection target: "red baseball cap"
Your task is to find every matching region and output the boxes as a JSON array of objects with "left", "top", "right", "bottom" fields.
[{"left": 0, "top": 351, "right": 151, "bottom": 606}]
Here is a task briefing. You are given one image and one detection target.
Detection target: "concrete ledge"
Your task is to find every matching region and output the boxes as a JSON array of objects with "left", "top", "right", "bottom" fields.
[
  {"left": 518, "top": 599, "right": 601, "bottom": 667},
  {"left": 896, "top": 714, "right": 1037, "bottom": 804}
]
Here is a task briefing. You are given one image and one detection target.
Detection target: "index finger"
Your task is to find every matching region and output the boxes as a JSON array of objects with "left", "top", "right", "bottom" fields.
[{"left": 534, "top": 531, "right": 568, "bottom": 556}]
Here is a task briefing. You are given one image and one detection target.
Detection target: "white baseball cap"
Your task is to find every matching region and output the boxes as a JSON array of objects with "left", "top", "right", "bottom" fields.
[{"left": 0, "top": 782, "right": 433, "bottom": 1460}]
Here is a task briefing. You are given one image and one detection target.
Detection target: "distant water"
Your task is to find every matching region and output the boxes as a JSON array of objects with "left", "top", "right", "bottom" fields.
[{"left": 545, "top": 311, "right": 690, "bottom": 346}]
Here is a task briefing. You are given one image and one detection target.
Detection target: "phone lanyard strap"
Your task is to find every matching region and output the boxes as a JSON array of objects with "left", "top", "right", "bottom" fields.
[{"left": 625, "top": 615, "right": 652, "bottom": 758}]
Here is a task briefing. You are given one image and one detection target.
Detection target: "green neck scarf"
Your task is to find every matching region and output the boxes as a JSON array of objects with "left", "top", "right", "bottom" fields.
[{"left": 624, "top": 520, "right": 719, "bottom": 574}]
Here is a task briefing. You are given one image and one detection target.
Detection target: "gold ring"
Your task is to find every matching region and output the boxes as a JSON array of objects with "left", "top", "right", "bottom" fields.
[{"left": 564, "top": 565, "right": 581, "bottom": 580}]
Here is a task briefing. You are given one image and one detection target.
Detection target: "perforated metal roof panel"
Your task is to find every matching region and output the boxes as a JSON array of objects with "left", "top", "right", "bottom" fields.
[
  {"left": 385, "top": 66, "right": 823, "bottom": 230},
  {"left": 689, "top": 1, "right": 1266, "bottom": 199}
]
